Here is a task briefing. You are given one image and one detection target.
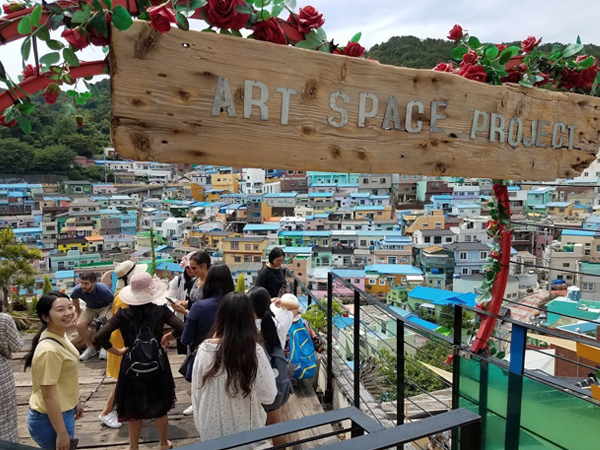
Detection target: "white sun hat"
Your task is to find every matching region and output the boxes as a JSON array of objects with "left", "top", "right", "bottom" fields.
[
  {"left": 119, "top": 272, "right": 168, "bottom": 306},
  {"left": 114, "top": 260, "right": 149, "bottom": 290}
]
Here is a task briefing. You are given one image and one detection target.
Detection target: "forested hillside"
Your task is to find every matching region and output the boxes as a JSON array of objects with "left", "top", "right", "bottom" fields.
[{"left": 2, "top": 35, "right": 600, "bottom": 178}]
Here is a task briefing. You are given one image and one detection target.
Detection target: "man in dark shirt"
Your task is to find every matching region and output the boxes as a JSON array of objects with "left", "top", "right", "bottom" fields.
[{"left": 71, "top": 272, "right": 114, "bottom": 361}]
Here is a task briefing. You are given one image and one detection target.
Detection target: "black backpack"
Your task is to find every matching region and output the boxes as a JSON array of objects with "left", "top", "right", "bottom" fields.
[{"left": 127, "top": 325, "right": 163, "bottom": 378}]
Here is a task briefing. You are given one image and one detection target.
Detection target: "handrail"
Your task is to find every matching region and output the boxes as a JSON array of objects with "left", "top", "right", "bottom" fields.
[
  {"left": 329, "top": 271, "right": 453, "bottom": 344},
  {"left": 177, "top": 407, "right": 385, "bottom": 450}
]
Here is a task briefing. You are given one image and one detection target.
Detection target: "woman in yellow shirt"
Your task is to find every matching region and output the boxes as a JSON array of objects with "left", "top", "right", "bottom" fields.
[{"left": 24, "top": 292, "right": 84, "bottom": 450}]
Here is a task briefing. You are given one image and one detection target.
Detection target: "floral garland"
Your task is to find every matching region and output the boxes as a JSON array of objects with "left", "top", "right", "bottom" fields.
[{"left": 0, "top": 0, "right": 365, "bottom": 132}]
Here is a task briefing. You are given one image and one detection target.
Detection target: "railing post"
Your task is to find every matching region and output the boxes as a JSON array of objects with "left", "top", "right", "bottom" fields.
[
  {"left": 451, "top": 304, "right": 463, "bottom": 450},
  {"left": 352, "top": 289, "right": 363, "bottom": 437},
  {"left": 293, "top": 278, "right": 298, "bottom": 297},
  {"left": 324, "top": 272, "right": 334, "bottom": 405},
  {"left": 505, "top": 323, "right": 527, "bottom": 450},
  {"left": 396, "top": 319, "right": 405, "bottom": 426}
]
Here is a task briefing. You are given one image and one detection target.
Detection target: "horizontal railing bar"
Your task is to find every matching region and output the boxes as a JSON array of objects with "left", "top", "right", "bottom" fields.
[
  {"left": 177, "top": 407, "right": 384, "bottom": 450},
  {"left": 315, "top": 409, "right": 481, "bottom": 450}
]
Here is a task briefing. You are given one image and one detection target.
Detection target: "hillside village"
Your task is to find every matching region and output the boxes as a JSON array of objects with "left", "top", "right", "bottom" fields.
[{"left": 3, "top": 148, "right": 600, "bottom": 341}]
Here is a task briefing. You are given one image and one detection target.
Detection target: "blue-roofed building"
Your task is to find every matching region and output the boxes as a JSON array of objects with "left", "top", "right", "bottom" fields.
[
  {"left": 526, "top": 187, "right": 554, "bottom": 211},
  {"left": 546, "top": 202, "right": 574, "bottom": 216},
  {"left": 278, "top": 230, "right": 332, "bottom": 248},
  {"left": 155, "top": 262, "right": 184, "bottom": 280},
  {"left": 583, "top": 215, "right": 600, "bottom": 231},
  {"left": 364, "top": 264, "right": 424, "bottom": 295},
  {"left": 406, "top": 286, "right": 477, "bottom": 323},
  {"left": 13, "top": 227, "right": 43, "bottom": 245}
]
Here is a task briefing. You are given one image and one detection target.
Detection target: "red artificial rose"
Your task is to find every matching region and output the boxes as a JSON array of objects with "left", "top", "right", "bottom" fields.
[
  {"left": 496, "top": 43, "right": 507, "bottom": 53},
  {"left": 575, "top": 55, "right": 599, "bottom": 91},
  {"left": 447, "top": 24, "right": 463, "bottom": 42},
  {"left": 462, "top": 50, "right": 478, "bottom": 65},
  {"left": 560, "top": 68, "right": 581, "bottom": 90},
  {"left": 296, "top": 5, "right": 325, "bottom": 33},
  {"left": 0, "top": 114, "right": 17, "bottom": 128},
  {"left": 492, "top": 183, "right": 508, "bottom": 198},
  {"left": 203, "top": 0, "right": 249, "bottom": 31},
  {"left": 489, "top": 250, "right": 500, "bottom": 260},
  {"left": 278, "top": 17, "right": 305, "bottom": 44},
  {"left": 252, "top": 17, "right": 287, "bottom": 45},
  {"left": 344, "top": 41, "right": 365, "bottom": 58},
  {"left": 3, "top": 1, "right": 26, "bottom": 14},
  {"left": 433, "top": 62, "right": 454, "bottom": 72},
  {"left": 22, "top": 64, "right": 36, "bottom": 80},
  {"left": 520, "top": 35, "right": 541, "bottom": 53},
  {"left": 458, "top": 63, "right": 487, "bottom": 82},
  {"left": 61, "top": 28, "right": 89, "bottom": 51},
  {"left": 76, "top": 115, "right": 84, "bottom": 128},
  {"left": 147, "top": 3, "right": 176, "bottom": 34},
  {"left": 501, "top": 64, "right": 525, "bottom": 83},
  {"left": 88, "top": 14, "right": 111, "bottom": 47},
  {"left": 44, "top": 83, "right": 60, "bottom": 105}
]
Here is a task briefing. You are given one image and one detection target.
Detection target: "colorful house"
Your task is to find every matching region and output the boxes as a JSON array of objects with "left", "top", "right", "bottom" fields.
[{"left": 364, "top": 264, "right": 424, "bottom": 295}]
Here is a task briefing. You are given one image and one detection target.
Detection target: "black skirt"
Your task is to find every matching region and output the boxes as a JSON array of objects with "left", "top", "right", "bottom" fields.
[{"left": 114, "top": 350, "right": 176, "bottom": 421}]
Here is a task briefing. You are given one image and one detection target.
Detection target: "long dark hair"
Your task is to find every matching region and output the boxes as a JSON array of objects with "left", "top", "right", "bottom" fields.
[
  {"left": 23, "top": 291, "right": 71, "bottom": 371},
  {"left": 203, "top": 292, "right": 262, "bottom": 397},
  {"left": 202, "top": 264, "right": 235, "bottom": 299},
  {"left": 190, "top": 251, "right": 212, "bottom": 270},
  {"left": 247, "top": 286, "right": 280, "bottom": 354}
]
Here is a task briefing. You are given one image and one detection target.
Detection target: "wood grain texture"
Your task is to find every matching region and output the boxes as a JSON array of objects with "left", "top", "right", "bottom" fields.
[{"left": 110, "top": 21, "right": 600, "bottom": 181}]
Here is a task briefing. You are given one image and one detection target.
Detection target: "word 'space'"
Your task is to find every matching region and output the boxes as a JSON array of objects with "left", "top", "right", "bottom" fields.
[{"left": 211, "top": 77, "right": 579, "bottom": 150}]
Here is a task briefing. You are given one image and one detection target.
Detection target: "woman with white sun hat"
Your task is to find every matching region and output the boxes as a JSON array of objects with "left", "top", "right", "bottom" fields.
[{"left": 94, "top": 272, "right": 184, "bottom": 450}]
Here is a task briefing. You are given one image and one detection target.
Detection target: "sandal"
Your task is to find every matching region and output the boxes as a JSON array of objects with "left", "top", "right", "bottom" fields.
[{"left": 159, "top": 440, "right": 173, "bottom": 450}]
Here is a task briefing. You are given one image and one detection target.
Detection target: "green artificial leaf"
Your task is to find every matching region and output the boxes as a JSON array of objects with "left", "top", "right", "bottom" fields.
[
  {"left": 35, "top": 24, "right": 51, "bottom": 41},
  {"left": 47, "top": 2, "right": 64, "bottom": 14},
  {"left": 189, "top": 0, "right": 207, "bottom": 9},
  {"left": 235, "top": 3, "right": 254, "bottom": 14},
  {"left": 304, "top": 30, "right": 321, "bottom": 46},
  {"left": 40, "top": 52, "right": 61, "bottom": 66},
  {"left": 496, "top": 351, "right": 506, "bottom": 359},
  {"left": 498, "top": 46, "right": 519, "bottom": 64},
  {"left": 63, "top": 74, "right": 74, "bottom": 84},
  {"left": 485, "top": 45, "right": 499, "bottom": 60},
  {"left": 563, "top": 43, "right": 584, "bottom": 58},
  {"left": 66, "top": 90, "right": 78, "bottom": 97},
  {"left": 230, "top": 29, "right": 242, "bottom": 37},
  {"left": 319, "top": 42, "right": 330, "bottom": 53},
  {"left": 176, "top": 13, "right": 189, "bottom": 31},
  {"left": 0, "top": 61, "right": 5, "bottom": 79},
  {"left": 102, "top": 45, "right": 110, "bottom": 54},
  {"left": 49, "top": 15, "right": 64, "bottom": 31},
  {"left": 486, "top": 270, "right": 495, "bottom": 281},
  {"left": 489, "top": 347, "right": 497, "bottom": 355},
  {"left": 63, "top": 47, "right": 80, "bottom": 67},
  {"left": 76, "top": 96, "right": 86, "bottom": 105},
  {"left": 283, "top": 0, "right": 296, "bottom": 10},
  {"left": 255, "top": 0, "right": 271, "bottom": 7},
  {"left": 90, "top": 84, "right": 100, "bottom": 98},
  {"left": 30, "top": 4, "right": 42, "bottom": 27},
  {"left": 451, "top": 46, "right": 468, "bottom": 61},
  {"left": 519, "top": 78, "right": 534, "bottom": 88},
  {"left": 18, "top": 16, "right": 32, "bottom": 35},
  {"left": 21, "top": 37, "right": 31, "bottom": 61},
  {"left": 271, "top": 4, "right": 283, "bottom": 17},
  {"left": 81, "top": 92, "right": 92, "bottom": 99},
  {"left": 47, "top": 39, "right": 65, "bottom": 50},
  {"left": 220, "top": 28, "right": 232, "bottom": 35},
  {"left": 578, "top": 56, "right": 596, "bottom": 69},
  {"left": 17, "top": 116, "right": 32, "bottom": 134},
  {"left": 351, "top": 31, "right": 362, "bottom": 43},
  {"left": 102, "top": 0, "right": 112, "bottom": 9},
  {"left": 17, "top": 101, "right": 36, "bottom": 115},
  {"left": 468, "top": 35, "right": 481, "bottom": 49},
  {"left": 316, "top": 27, "right": 327, "bottom": 42},
  {"left": 577, "top": 35, "right": 582, "bottom": 45},
  {"left": 481, "top": 57, "right": 492, "bottom": 67},
  {"left": 112, "top": 5, "right": 133, "bottom": 30},
  {"left": 72, "top": 11, "right": 88, "bottom": 24},
  {"left": 259, "top": 9, "right": 270, "bottom": 21},
  {"left": 295, "top": 39, "right": 318, "bottom": 50},
  {"left": 92, "top": 0, "right": 104, "bottom": 11},
  {"left": 548, "top": 50, "right": 562, "bottom": 62}
]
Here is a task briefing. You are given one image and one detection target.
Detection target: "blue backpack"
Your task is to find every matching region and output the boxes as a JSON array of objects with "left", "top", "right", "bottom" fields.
[{"left": 288, "top": 320, "right": 317, "bottom": 380}]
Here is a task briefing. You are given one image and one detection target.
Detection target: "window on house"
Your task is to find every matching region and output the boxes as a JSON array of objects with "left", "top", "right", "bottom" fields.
[
  {"left": 582, "top": 282, "right": 595, "bottom": 291},
  {"left": 253, "top": 244, "right": 259, "bottom": 251},
  {"left": 245, "top": 244, "right": 251, "bottom": 250},
  {"left": 480, "top": 251, "right": 488, "bottom": 260},
  {"left": 379, "top": 279, "right": 386, "bottom": 285},
  {"left": 234, "top": 256, "right": 241, "bottom": 262},
  {"left": 445, "top": 237, "right": 453, "bottom": 243},
  {"left": 435, "top": 222, "right": 442, "bottom": 228},
  {"left": 462, "top": 268, "right": 469, "bottom": 275},
  {"left": 459, "top": 252, "right": 468, "bottom": 260},
  {"left": 231, "top": 242, "right": 239, "bottom": 250},
  {"left": 434, "top": 236, "right": 442, "bottom": 244},
  {"left": 424, "top": 236, "right": 431, "bottom": 243},
  {"left": 368, "top": 279, "right": 375, "bottom": 285},
  {"left": 562, "top": 263, "right": 570, "bottom": 268},
  {"left": 465, "top": 235, "right": 472, "bottom": 242}
]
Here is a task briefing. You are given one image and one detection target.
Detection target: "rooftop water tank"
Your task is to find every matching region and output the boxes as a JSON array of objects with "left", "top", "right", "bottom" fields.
[{"left": 567, "top": 286, "right": 581, "bottom": 302}]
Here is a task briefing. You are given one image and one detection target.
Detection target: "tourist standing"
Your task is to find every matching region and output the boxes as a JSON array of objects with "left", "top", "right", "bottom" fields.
[
  {"left": 0, "top": 310, "right": 23, "bottom": 442},
  {"left": 168, "top": 251, "right": 198, "bottom": 309},
  {"left": 93, "top": 272, "right": 184, "bottom": 450},
  {"left": 98, "top": 261, "right": 147, "bottom": 429},
  {"left": 187, "top": 251, "right": 212, "bottom": 305},
  {"left": 71, "top": 272, "right": 114, "bottom": 361},
  {"left": 256, "top": 247, "right": 286, "bottom": 298},
  {"left": 24, "top": 292, "right": 84, "bottom": 450},
  {"left": 191, "top": 292, "right": 277, "bottom": 446}
]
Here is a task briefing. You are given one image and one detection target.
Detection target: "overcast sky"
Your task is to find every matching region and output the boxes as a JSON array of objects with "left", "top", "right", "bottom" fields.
[{"left": 1, "top": 0, "right": 599, "bottom": 79}]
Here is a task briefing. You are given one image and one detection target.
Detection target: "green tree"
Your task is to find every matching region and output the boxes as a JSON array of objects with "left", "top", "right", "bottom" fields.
[
  {"left": 236, "top": 274, "right": 246, "bottom": 293},
  {"left": 302, "top": 300, "right": 345, "bottom": 333},
  {"left": 0, "top": 228, "right": 42, "bottom": 311},
  {"left": 33, "top": 144, "right": 77, "bottom": 173},
  {"left": 0, "top": 138, "right": 36, "bottom": 173},
  {"left": 42, "top": 275, "right": 53, "bottom": 294}
]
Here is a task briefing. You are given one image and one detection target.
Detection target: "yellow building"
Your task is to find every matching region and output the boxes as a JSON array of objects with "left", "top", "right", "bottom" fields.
[
  {"left": 201, "top": 230, "right": 240, "bottom": 250},
  {"left": 405, "top": 210, "right": 445, "bottom": 235},
  {"left": 353, "top": 205, "right": 393, "bottom": 221},
  {"left": 546, "top": 202, "right": 574, "bottom": 217},
  {"left": 186, "top": 183, "right": 204, "bottom": 201},
  {"left": 364, "top": 264, "right": 424, "bottom": 295},
  {"left": 57, "top": 237, "right": 89, "bottom": 254},
  {"left": 205, "top": 190, "right": 226, "bottom": 202},
  {"left": 212, "top": 173, "right": 240, "bottom": 193},
  {"left": 222, "top": 236, "right": 268, "bottom": 264}
]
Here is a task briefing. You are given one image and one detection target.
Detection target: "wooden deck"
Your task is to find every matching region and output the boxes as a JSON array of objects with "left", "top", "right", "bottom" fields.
[{"left": 12, "top": 338, "right": 336, "bottom": 449}]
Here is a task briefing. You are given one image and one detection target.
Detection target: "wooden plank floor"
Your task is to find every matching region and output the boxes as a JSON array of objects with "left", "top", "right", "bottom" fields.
[{"left": 12, "top": 339, "right": 337, "bottom": 449}]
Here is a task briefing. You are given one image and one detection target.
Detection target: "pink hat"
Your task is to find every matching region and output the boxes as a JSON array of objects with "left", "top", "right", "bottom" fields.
[
  {"left": 180, "top": 251, "right": 197, "bottom": 268},
  {"left": 118, "top": 272, "right": 167, "bottom": 306}
]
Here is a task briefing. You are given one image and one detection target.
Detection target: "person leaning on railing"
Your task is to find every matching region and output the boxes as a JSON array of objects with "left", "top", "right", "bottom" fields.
[{"left": 0, "top": 308, "right": 23, "bottom": 443}]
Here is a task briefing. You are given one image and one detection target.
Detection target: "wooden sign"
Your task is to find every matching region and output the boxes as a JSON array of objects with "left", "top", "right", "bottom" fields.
[{"left": 110, "top": 21, "right": 600, "bottom": 181}]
